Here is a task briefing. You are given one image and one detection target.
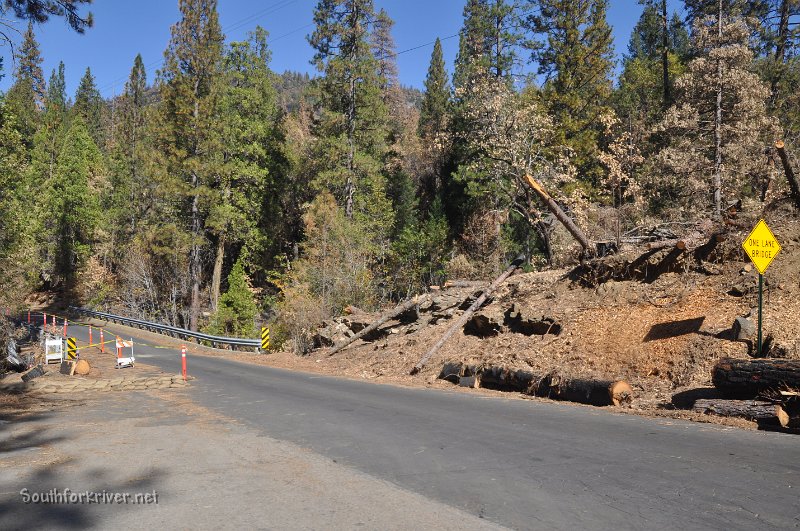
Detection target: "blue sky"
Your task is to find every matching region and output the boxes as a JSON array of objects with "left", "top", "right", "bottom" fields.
[{"left": 0, "top": 0, "right": 684, "bottom": 99}]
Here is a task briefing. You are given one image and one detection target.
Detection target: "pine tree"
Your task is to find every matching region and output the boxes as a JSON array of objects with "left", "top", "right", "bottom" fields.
[
  {"left": 154, "top": 0, "right": 225, "bottom": 330},
  {"left": 418, "top": 38, "right": 450, "bottom": 138},
  {"left": 308, "top": 0, "right": 392, "bottom": 234},
  {"left": 0, "top": 98, "right": 36, "bottom": 295},
  {"left": 43, "top": 116, "right": 103, "bottom": 284},
  {"left": 204, "top": 257, "right": 258, "bottom": 338},
  {"left": 5, "top": 22, "right": 45, "bottom": 145},
  {"left": 614, "top": 2, "right": 690, "bottom": 146},
  {"left": 73, "top": 66, "right": 105, "bottom": 147},
  {"left": 30, "top": 62, "right": 67, "bottom": 189},
  {"left": 526, "top": 0, "right": 615, "bottom": 186},
  {"left": 208, "top": 26, "right": 282, "bottom": 309},
  {"left": 106, "top": 54, "right": 150, "bottom": 267}
]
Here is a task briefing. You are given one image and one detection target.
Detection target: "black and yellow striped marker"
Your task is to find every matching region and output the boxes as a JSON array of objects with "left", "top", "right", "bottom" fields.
[
  {"left": 261, "top": 327, "right": 270, "bottom": 350},
  {"left": 66, "top": 337, "right": 77, "bottom": 360}
]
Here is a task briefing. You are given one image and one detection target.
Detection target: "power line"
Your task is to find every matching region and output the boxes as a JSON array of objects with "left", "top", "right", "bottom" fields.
[{"left": 98, "top": 0, "right": 299, "bottom": 95}]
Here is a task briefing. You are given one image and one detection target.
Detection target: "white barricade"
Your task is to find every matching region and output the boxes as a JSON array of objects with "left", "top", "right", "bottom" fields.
[{"left": 44, "top": 336, "right": 64, "bottom": 364}]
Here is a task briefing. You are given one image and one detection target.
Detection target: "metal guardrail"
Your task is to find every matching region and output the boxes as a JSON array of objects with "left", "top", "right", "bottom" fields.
[{"left": 69, "top": 307, "right": 261, "bottom": 350}]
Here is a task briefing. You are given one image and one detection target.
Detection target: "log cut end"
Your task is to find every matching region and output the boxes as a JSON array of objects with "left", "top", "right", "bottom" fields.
[
  {"left": 609, "top": 381, "right": 634, "bottom": 406},
  {"left": 776, "top": 139, "right": 785, "bottom": 150},
  {"left": 776, "top": 405, "right": 790, "bottom": 428}
]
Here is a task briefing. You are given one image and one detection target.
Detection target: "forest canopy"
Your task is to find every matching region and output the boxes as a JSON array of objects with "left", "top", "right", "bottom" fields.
[{"left": 1, "top": 0, "right": 798, "bottom": 352}]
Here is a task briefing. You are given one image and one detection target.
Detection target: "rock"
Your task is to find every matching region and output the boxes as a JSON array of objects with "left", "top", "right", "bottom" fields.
[
  {"left": 732, "top": 317, "right": 756, "bottom": 341},
  {"left": 73, "top": 359, "right": 91, "bottom": 376},
  {"left": 59, "top": 361, "right": 74, "bottom": 375}
]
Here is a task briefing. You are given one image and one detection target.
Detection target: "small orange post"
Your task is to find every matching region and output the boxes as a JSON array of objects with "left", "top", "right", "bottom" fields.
[
  {"left": 181, "top": 345, "right": 187, "bottom": 381},
  {"left": 43, "top": 312, "right": 46, "bottom": 327},
  {"left": 100, "top": 329, "right": 105, "bottom": 353},
  {"left": 89, "top": 325, "right": 93, "bottom": 346},
  {"left": 116, "top": 337, "right": 122, "bottom": 359},
  {"left": 62, "top": 318, "right": 67, "bottom": 337}
]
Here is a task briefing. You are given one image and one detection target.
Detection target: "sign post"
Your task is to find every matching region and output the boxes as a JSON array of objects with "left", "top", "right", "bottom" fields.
[{"left": 741, "top": 219, "right": 782, "bottom": 356}]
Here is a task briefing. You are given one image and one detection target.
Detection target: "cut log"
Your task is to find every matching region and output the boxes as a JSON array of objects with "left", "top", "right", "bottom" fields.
[
  {"left": 712, "top": 357, "right": 800, "bottom": 396},
  {"left": 443, "top": 280, "right": 485, "bottom": 289},
  {"left": 524, "top": 174, "right": 593, "bottom": 255},
  {"left": 437, "top": 363, "right": 633, "bottom": 406},
  {"left": 477, "top": 365, "right": 536, "bottom": 392},
  {"left": 692, "top": 399, "right": 779, "bottom": 421},
  {"left": 775, "top": 140, "right": 800, "bottom": 208},
  {"left": 537, "top": 372, "right": 633, "bottom": 407},
  {"left": 328, "top": 293, "right": 431, "bottom": 356},
  {"left": 410, "top": 255, "right": 525, "bottom": 375}
]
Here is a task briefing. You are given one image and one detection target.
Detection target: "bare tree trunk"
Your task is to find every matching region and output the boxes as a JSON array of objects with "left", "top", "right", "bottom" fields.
[
  {"left": 713, "top": 0, "right": 724, "bottom": 219},
  {"left": 344, "top": 5, "right": 359, "bottom": 219},
  {"left": 661, "top": 0, "right": 670, "bottom": 107},
  {"left": 189, "top": 88, "right": 202, "bottom": 332},
  {"left": 524, "top": 174, "right": 593, "bottom": 255},
  {"left": 776, "top": 0, "right": 790, "bottom": 63},
  {"left": 210, "top": 235, "right": 225, "bottom": 311},
  {"left": 410, "top": 254, "right": 525, "bottom": 375}
]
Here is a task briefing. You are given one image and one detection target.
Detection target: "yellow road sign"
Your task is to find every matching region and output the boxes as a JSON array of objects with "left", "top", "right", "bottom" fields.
[
  {"left": 261, "top": 327, "right": 270, "bottom": 350},
  {"left": 742, "top": 219, "right": 781, "bottom": 274},
  {"left": 66, "top": 337, "right": 77, "bottom": 360}
]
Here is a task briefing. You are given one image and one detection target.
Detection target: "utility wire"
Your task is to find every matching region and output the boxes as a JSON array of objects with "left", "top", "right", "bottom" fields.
[{"left": 98, "top": 0, "right": 299, "bottom": 95}]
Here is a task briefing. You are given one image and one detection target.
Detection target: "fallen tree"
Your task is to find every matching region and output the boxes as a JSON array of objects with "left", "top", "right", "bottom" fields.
[
  {"left": 439, "top": 363, "right": 633, "bottom": 407},
  {"left": 712, "top": 358, "right": 800, "bottom": 397},
  {"left": 327, "top": 293, "right": 432, "bottom": 356},
  {"left": 410, "top": 254, "right": 525, "bottom": 375},
  {"left": 692, "top": 399, "right": 780, "bottom": 421}
]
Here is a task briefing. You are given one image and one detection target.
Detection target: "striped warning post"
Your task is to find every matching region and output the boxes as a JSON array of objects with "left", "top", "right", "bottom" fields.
[
  {"left": 66, "top": 337, "right": 77, "bottom": 360},
  {"left": 261, "top": 327, "right": 270, "bottom": 350}
]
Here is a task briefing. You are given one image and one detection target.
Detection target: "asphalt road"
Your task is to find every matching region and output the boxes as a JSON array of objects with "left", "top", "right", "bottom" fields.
[{"left": 64, "top": 321, "right": 800, "bottom": 530}]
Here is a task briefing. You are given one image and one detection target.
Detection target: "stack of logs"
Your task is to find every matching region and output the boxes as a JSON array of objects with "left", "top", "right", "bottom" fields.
[
  {"left": 695, "top": 358, "right": 800, "bottom": 428},
  {"left": 439, "top": 362, "right": 634, "bottom": 407}
]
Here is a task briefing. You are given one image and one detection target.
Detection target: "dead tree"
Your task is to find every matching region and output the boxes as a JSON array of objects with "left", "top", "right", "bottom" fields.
[
  {"left": 410, "top": 255, "right": 525, "bottom": 375},
  {"left": 524, "top": 175, "right": 594, "bottom": 256},
  {"left": 328, "top": 294, "right": 432, "bottom": 356},
  {"left": 712, "top": 358, "right": 800, "bottom": 396}
]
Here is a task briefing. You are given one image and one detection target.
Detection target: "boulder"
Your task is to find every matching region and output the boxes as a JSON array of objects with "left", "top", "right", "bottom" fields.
[
  {"left": 732, "top": 317, "right": 756, "bottom": 341},
  {"left": 74, "top": 359, "right": 91, "bottom": 376}
]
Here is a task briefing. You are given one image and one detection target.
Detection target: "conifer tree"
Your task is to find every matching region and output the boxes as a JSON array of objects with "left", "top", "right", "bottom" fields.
[
  {"left": 154, "top": 0, "right": 225, "bottom": 330},
  {"left": 30, "top": 62, "right": 67, "bottom": 188},
  {"left": 308, "top": 0, "right": 392, "bottom": 234},
  {"left": 526, "top": 0, "right": 614, "bottom": 185},
  {"left": 0, "top": 99, "right": 36, "bottom": 294},
  {"left": 107, "top": 54, "right": 150, "bottom": 267},
  {"left": 5, "top": 22, "right": 45, "bottom": 144},
  {"left": 204, "top": 257, "right": 258, "bottom": 338},
  {"left": 209, "top": 26, "right": 282, "bottom": 309},
  {"left": 419, "top": 38, "right": 450, "bottom": 139},
  {"left": 73, "top": 66, "right": 105, "bottom": 147},
  {"left": 615, "top": 2, "right": 689, "bottom": 145},
  {"left": 42, "top": 116, "right": 103, "bottom": 284}
]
